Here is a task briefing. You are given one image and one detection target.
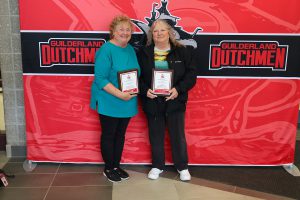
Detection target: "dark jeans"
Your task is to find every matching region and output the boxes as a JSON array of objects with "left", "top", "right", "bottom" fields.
[
  {"left": 99, "top": 114, "right": 130, "bottom": 170},
  {"left": 147, "top": 111, "right": 188, "bottom": 171}
]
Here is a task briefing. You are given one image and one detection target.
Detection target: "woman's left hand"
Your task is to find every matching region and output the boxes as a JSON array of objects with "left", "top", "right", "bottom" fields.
[{"left": 165, "top": 88, "right": 178, "bottom": 101}]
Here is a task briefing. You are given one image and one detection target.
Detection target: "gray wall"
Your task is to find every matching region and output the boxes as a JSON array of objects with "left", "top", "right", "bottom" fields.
[{"left": 0, "top": 0, "right": 26, "bottom": 157}]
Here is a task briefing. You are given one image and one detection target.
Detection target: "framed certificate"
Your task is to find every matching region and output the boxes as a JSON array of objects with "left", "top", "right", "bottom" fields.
[
  {"left": 152, "top": 69, "right": 173, "bottom": 96},
  {"left": 118, "top": 69, "right": 139, "bottom": 94}
]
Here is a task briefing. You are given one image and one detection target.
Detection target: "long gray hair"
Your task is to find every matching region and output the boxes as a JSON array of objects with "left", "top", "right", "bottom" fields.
[{"left": 146, "top": 19, "right": 183, "bottom": 47}]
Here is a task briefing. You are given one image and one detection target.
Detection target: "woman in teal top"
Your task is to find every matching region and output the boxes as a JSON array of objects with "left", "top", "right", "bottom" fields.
[
  {"left": 90, "top": 37, "right": 139, "bottom": 117},
  {"left": 90, "top": 15, "right": 140, "bottom": 183}
]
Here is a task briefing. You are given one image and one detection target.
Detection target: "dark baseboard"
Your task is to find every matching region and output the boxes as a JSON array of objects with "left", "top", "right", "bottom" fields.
[
  {"left": 0, "top": 133, "right": 6, "bottom": 151},
  {"left": 6, "top": 145, "right": 26, "bottom": 157}
]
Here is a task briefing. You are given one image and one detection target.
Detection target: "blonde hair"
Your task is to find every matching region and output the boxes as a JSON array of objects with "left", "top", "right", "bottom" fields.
[
  {"left": 109, "top": 15, "right": 134, "bottom": 39},
  {"left": 146, "top": 19, "right": 183, "bottom": 47}
]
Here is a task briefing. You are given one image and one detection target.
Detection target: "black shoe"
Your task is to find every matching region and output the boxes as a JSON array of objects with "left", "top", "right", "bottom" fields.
[
  {"left": 103, "top": 169, "right": 121, "bottom": 183},
  {"left": 114, "top": 167, "right": 129, "bottom": 180}
]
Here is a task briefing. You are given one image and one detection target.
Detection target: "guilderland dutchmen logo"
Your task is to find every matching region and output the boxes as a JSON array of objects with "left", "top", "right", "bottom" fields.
[
  {"left": 209, "top": 40, "right": 288, "bottom": 71},
  {"left": 131, "top": 0, "right": 202, "bottom": 48},
  {"left": 39, "top": 38, "right": 105, "bottom": 67}
]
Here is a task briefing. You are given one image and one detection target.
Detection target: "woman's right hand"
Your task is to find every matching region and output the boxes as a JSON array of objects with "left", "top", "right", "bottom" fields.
[
  {"left": 147, "top": 89, "right": 157, "bottom": 99},
  {"left": 120, "top": 92, "right": 137, "bottom": 101}
]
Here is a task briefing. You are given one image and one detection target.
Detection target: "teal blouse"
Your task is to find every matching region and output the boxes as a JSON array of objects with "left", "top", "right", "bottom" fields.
[{"left": 90, "top": 41, "right": 140, "bottom": 118}]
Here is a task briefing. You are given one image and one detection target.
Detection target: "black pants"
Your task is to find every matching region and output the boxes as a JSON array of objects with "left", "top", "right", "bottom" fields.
[
  {"left": 99, "top": 114, "right": 130, "bottom": 170},
  {"left": 147, "top": 111, "right": 188, "bottom": 171}
]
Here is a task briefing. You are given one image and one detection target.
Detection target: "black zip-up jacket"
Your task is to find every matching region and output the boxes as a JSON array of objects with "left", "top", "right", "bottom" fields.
[{"left": 137, "top": 44, "right": 197, "bottom": 116}]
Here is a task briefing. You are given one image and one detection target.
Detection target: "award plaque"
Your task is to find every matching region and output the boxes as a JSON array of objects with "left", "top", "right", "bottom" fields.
[
  {"left": 152, "top": 69, "right": 173, "bottom": 96},
  {"left": 118, "top": 69, "right": 139, "bottom": 94}
]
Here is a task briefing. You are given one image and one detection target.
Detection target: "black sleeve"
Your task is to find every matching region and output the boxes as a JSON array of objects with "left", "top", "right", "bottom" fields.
[
  {"left": 137, "top": 50, "right": 150, "bottom": 96},
  {"left": 175, "top": 46, "right": 197, "bottom": 94}
]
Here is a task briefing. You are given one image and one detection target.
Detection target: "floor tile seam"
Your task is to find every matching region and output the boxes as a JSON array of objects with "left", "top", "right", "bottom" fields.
[
  {"left": 234, "top": 186, "right": 295, "bottom": 200},
  {"left": 6, "top": 186, "right": 49, "bottom": 189},
  {"left": 173, "top": 181, "right": 182, "bottom": 199},
  {"left": 56, "top": 171, "right": 101, "bottom": 174},
  {"left": 184, "top": 177, "right": 290, "bottom": 200},
  {"left": 173, "top": 181, "right": 268, "bottom": 200},
  {"left": 49, "top": 185, "right": 112, "bottom": 188},
  {"left": 184, "top": 176, "right": 236, "bottom": 192},
  {"left": 8, "top": 171, "right": 101, "bottom": 175},
  {"left": 113, "top": 180, "right": 180, "bottom": 187},
  {"left": 236, "top": 185, "right": 295, "bottom": 200},
  {"left": 42, "top": 163, "right": 61, "bottom": 200},
  {"left": 8, "top": 172, "right": 59, "bottom": 175},
  {"left": 233, "top": 185, "right": 237, "bottom": 193},
  {"left": 199, "top": 182, "right": 254, "bottom": 198},
  {"left": 173, "top": 174, "right": 180, "bottom": 180}
]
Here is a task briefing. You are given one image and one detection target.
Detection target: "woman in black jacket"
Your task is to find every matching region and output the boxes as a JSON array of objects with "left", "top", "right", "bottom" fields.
[{"left": 138, "top": 19, "right": 197, "bottom": 181}]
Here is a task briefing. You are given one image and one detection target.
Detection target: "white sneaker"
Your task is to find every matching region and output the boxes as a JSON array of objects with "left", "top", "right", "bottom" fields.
[
  {"left": 148, "top": 168, "right": 163, "bottom": 180},
  {"left": 178, "top": 169, "right": 191, "bottom": 181}
]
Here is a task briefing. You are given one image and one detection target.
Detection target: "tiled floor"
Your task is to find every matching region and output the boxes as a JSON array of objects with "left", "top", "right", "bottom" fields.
[
  {"left": 0, "top": 129, "right": 299, "bottom": 200},
  {"left": 0, "top": 157, "right": 296, "bottom": 200}
]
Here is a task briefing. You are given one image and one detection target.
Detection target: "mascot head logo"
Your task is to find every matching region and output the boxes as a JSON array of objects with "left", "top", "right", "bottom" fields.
[{"left": 131, "top": 0, "right": 202, "bottom": 48}]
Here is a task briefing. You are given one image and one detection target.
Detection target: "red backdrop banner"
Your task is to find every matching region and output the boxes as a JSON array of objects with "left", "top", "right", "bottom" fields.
[{"left": 19, "top": 0, "right": 300, "bottom": 165}]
